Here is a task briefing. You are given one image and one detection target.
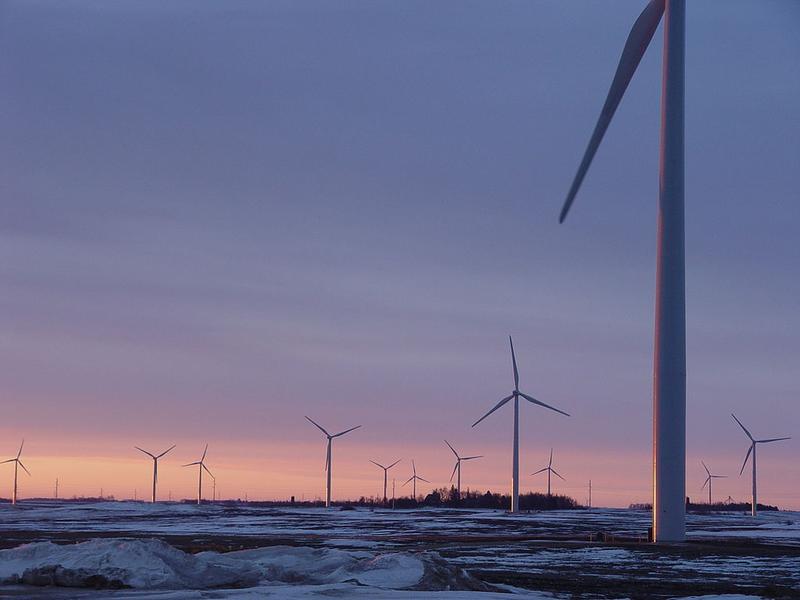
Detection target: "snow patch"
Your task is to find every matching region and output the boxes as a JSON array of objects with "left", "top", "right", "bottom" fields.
[{"left": 0, "top": 538, "right": 489, "bottom": 592}]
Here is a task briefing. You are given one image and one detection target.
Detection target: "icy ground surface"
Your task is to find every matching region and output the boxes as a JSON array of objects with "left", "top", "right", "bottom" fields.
[{"left": 0, "top": 503, "right": 798, "bottom": 598}]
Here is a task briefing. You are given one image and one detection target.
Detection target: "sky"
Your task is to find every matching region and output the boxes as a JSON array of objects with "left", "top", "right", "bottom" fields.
[{"left": 1, "top": 0, "right": 798, "bottom": 508}]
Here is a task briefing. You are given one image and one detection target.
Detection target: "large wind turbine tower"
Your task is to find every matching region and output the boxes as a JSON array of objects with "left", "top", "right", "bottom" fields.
[
  {"left": 2, "top": 440, "right": 31, "bottom": 505},
  {"left": 370, "top": 459, "right": 401, "bottom": 505},
  {"left": 558, "top": 0, "right": 686, "bottom": 542},
  {"left": 135, "top": 445, "right": 176, "bottom": 503},
  {"left": 732, "top": 414, "right": 790, "bottom": 516},
  {"left": 472, "top": 337, "right": 569, "bottom": 513},
  {"left": 306, "top": 416, "right": 361, "bottom": 508},
  {"left": 183, "top": 444, "right": 214, "bottom": 505},
  {"left": 444, "top": 440, "right": 482, "bottom": 502}
]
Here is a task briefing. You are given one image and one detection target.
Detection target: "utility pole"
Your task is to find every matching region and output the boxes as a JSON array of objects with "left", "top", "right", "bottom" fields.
[
  {"left": 392, "top": 479, "right": 396, "bottom": 509},
  {"left": 54, "top": 478, "right": 59, "bottom": 499}
]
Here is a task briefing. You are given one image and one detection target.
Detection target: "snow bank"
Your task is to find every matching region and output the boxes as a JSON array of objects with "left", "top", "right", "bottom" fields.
[
  {"left": 0, "top": 539, "right": 489, "bottom": 592},
  {"left": 0, "top": 539, "right": 260, "bottom": 589}
]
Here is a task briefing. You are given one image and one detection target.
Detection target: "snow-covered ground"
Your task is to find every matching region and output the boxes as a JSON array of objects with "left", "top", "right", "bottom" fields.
[{"left": 0, "top": 503, "right": 798, "bottom": 598}]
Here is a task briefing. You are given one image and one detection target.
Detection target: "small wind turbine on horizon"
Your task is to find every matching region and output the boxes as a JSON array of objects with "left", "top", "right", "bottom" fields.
[
  {"left": 731, "top": 414, "right": 790, "bottom": 516},
  {"left": 444, "top": 440, "right": 482, "bottom": 502},
  {"left": 2, "top": 440, "right": 31, "bottom": 505},
  {"left": 369, "top": 459, "right": 401, "bottom": 505},
  {"left": 306, "top": 416, "right": 361, "bottom": 508},
  {"left": 472, "top": 336, "right": 569, "bottom": 513},
  {"left": 531, "top": 448, "right": 564, "bottom": 497},
  {"left": 402, "top": 460, "right": 429, "bottom": 500},
  {"left": 700, "top": 461, "right": 726, "bottom": 506},
  {"left": 182, "top": 444, "right": 214, "bottom": 505},
  {"left": 135, "top": 444, "right": 175, "bottom": 503},
  {"left": 557, "top": 0, "right": 687, "bottom": 542}
]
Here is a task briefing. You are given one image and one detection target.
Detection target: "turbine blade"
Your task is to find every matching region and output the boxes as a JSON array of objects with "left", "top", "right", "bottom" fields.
[
  {"left": 201, "top": 444, "right": 208, "bottom": 461},
  {"left": 305, "top": 416, "right": 330, "bottom": 437},
  {"left": 559, "top": 0, "right": 665, "bottom": 223},
  {"left": 417, "top": 476, "right": 430, "bottom": 484},
  {"left": 388, "top": 459, "right": 402, "bottom": 470},
  {"left": 0, "top": 459, "right": 15, "bottom": 464},
  {"left": 549, "top": 448, "right": 553, "bottom": 467},
  {"left": 712, "top": 475, "right": 728, "bottom": 479},
  {"left": 462, "top": 456, "right": 483, "bottom": 461},
  {"left": 182, "top": 461, "right": 201, "bottom": 467},
  {"left": 135, "top": 447, "right": 156, "bottom": 459},
  {"left": 402, "top": 476, "right": 414, "bottom": 486},
  {"left": 444, "top": 440, "right": 459, "bottom": 459},
  {"left": 17, "top": 439, "right": 24, "bottom": 459},
  {"left": 412, "top": 459, "right": 416, "bottom": 476},
  {"left": 731, "top": 413, "right": 754, "bottom": 441},
  {"left": 202, "top": 463, "right": 214, "bottom": 478},
  {"left": 757, "top": 437, "right": 791, "bottom": 444},
  {"left": 701, "top": 460, "right": 710, "bottom": 476},
  {"left": 531, "top": 467, "right": 548, "bottom": 476},
  {"left": 450, "top": 462, "right": 459, "bottom": 483},
  {"left": 157, "top": 444, "right": 177, "bottom": 459},
  {"left": 509, "top": 336, "right": 519, "bottom": 390},
  {"left": 552, "top": 469, "right": 565, "bottom": 481},
  {"left": 472, "top": 394, "right": 514, "bottom": 428},
  {"left": 18, "top": 461, "right": 31, "bottom": 476},
  {"left": 369, "top": 460, "right": 385, "bottom": 469},
  {"left": 325, "top": 447, "right": 330, "bottom": 472},
  {"left": 519, "top": 392, "right": 570, "bottom": 417},
  {"left": 739, "top": 445, "right": 753, "bottom": 476},
  {"left": 332, "top": 425, "right": 361, "bottom": 438}
]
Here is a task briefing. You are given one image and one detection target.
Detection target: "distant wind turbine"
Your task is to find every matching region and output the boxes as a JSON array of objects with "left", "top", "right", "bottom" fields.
[
  {"left": 305, "top": 416, "right": 361, "bottom": 508},
  {"left": 135, "top": 444, "right": 175, "bottom": 503},
  {"left": 182, "top": 444, "right": 213, "bottom": 505},
  {"left": 558, "top": 0, "right": 686, "bottom": 542},
  {"left": 472, "top": 337, "right": 569, "bottom": 513},
  {"left": 531, "top": 448, "right": 565, "bottom": 497},
  {"left": 369, "top": 459, "right": 401, "bottom": 504},
  {"left": 2, "top": 440, "right": 31, "bottom": 505},
  {"left": 444, "top": 441, "right": 482, "bottom": 502},
  {"left": 402, "top": 460, "right": 429, "bottom": 500},
  {"left": 732, "top": 414, "right": 790, "bottom": 516},
  {"left": 700, "top": 461, "right": 726, "bottom": 506}
]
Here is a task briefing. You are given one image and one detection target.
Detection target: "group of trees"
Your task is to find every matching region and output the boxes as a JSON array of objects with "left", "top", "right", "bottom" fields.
[{"left": 355, "top": 486, "right": 581, "bottom": 510}]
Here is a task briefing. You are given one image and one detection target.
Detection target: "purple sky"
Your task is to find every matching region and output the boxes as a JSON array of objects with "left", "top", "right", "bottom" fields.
[{"left": 1, "top": 0, "right": 798, "bottom": 506}]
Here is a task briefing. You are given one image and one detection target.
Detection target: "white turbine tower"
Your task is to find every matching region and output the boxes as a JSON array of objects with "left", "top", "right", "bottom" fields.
[
  {"left": 2, "top": 440, "right": 31, "bottom": 505},
  {"left": 402, "top": 460, "right": 429, "bottom": 501},
  {"left": 369, "top": 459, "right": 401, "bottom": 504},
  {"left": 183, "top": 444, "right": 214, "bottom": 505},
  {"left": 472, "top": 336, "right": 569, "bottom": 513},
  {"left": 732, "top": 414, "right": 790, "bottom": 516},
  {"left": 135, "top": 444, "right": 175, "bottom": 503},
  {"left": 444, "top": 440, "right": 482, "bottom": 502},
  {"left": 305, "top": 416, "right": 361, "bottom": 508},
  {"left": 531, "top": 448, "right": 565, "bottom": 497},
  {"left": 558, "top": 0, "right": 686, "bottom": 542},
  {"left": 700, "top": 461, "right": 726, "bottom": 506}
]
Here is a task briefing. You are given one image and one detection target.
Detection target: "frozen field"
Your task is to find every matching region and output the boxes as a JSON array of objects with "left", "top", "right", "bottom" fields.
[{"left": 0, "top": 502, "right": 798, "bottom": 599}]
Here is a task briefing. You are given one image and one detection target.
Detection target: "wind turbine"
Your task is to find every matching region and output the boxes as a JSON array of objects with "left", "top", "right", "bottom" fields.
[
  {"left": 369, "top": 459, "right": 401, "bottom": 504},
  {"left": 444, "top": 440, "right": 482, "bottom": 502},
  {"left": 402, "top": 460, "right": 429, "bottom": 500},
  {"left": 558, "top": 0, "right": 686, "bottom": 542},
  {"left": 700, "top": 460, "right": 726, "bottom": 506},
  {"left": 472, "top": 336, "right": 569, "bottom": 513},
  {"left": 531, "top": 448, "right": 565, "bottom": 497},
  {"left": 135, "top": 444, "right": 175, "bottom": 503},
  {"left": 2, "top": 440, "right": 30, "bottom": 505},
  {"left": 731, "top": 414, "right": 790, "bottom": 516},
  {"left": 182, "top": 444, "right": 214, "bottom": 505},
  {"left": 305, "top": 416, "right": 361, "bottom": 508}
]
